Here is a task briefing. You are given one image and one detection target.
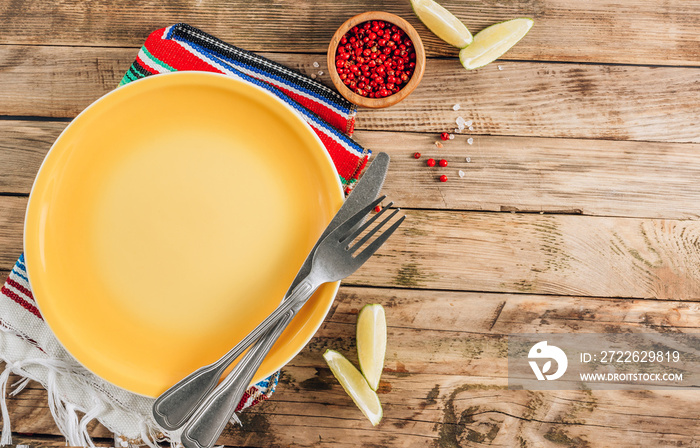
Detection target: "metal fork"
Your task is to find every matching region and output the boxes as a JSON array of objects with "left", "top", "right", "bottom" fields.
[{"left": 179, "top": 196, "right": 404, "bottom": 448}]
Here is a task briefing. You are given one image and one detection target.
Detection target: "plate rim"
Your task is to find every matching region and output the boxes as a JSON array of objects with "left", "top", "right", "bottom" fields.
[{"left": 23, "top": 70, "right": 344, "bottom": 397}]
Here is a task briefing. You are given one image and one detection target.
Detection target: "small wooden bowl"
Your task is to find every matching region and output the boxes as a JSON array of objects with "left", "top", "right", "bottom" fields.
[{"left": 327, "top": 11, "right": 426, "bottom": 109}]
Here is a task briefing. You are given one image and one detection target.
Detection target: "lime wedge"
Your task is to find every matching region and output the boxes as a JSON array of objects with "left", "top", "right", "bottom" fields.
[
  {"left": 410, "top": 0, "right": 473, "bottom": 48},
  {"left": 324, "top": 349, "right": 383, "bottom": 425},
  {"left": 356, "top": 304, "right": 387, "bottom": 391},
  {"left": 459, "top": 18, "right": 534, "bottom": 70}
]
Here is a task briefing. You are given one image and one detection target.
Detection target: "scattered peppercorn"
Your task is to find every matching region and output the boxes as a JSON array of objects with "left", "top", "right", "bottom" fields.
[
  {"left": 426, "top": 158, "right": 436, "bottom": 167},
  {"left": 439, "top": 159, "right": 448, "bottom": 167},
  {"left": 440, "top": 132, "right": 449, "bottom": 141},
  {"left": 439, "top": 175, "right": 448, "bottom": 182},
  {"left": 414, "top": 152, "right": 421, "bottom": 159},
  {"left": 374, "top": 205, "right": 382, "bottom": 212}
]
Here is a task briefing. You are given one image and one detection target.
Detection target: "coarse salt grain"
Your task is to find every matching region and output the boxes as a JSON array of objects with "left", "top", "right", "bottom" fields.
[
  {"left": 467, "top": 138, "right": 473, "bottom": 145},
  {"left": 465, "top": 120, "right": 473, "bottom": 127},
  {"left": 458, "top": 170, "right": 465, "bottom": 178},
  {"left": 449, "top": 133, "right": 455, "bottom": 140},
  {"left": 468, "top": 125, "right": 474, "bottom": 131},
  {"left": 313, "top": 61, "right": 320, "bottom": 68},
  {"left": 498, "top": 65, "right": 503, "bottom": 70},
  {"left": 318, "top": 71, "right": 324, "bottom": 75},
  {"left": 466, "top": 157, "right": 471, "bottom": 162},
  {"left": 453, "top": 104, "right": 461, "bottom": 111},
  {"left": 456, "top": 116, "right": 466, "bottom": 130}
]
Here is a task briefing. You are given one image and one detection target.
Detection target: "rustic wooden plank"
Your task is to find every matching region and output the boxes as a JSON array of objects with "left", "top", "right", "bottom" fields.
[
  {"left": 373, "top": 133, "right": 700, "bottom": 219},
  {"left": 1, "top": 46, "right": 699, "bottom": 142},
  {"left": 355, "top": 59, "right": 700, "bottom": 142},
  {"left": 289, "top": 287, "right": 700, "bottom": 376},
  {"left": 25, "top": 370, "right": 700, "bottom": 447},
  {"left": 1, "top": 0, "right": 699, "bottom": 66},
  {"left": 0, "top": 46, "right": 132, "bottom": 117},
  {"left": 0, "top": 122, "right": 64, "bottom": 194},
  {"left": 4, "top": 120, "right": 700, "bottom": 219},
  {"left": 0, "top": 374, "right": 112, "bottom": 439},
  {"left": 4, "top": 287, "right": 698, "bottom": 446},
  {"left": 5, "top": 196, "right": 700, "bottom": 299},
  {"left": 330, "top": 286, "right": 700, "bottom": 336},
  {"left": 349, "top": 209, "right": 700, "bottom": 300},
  {"left": 0, "top": 197, "right": 24, "bottom": 268},
  {"left": 229, "top": 375, "right": 700, "bottom": 447},
  {"left": 6, "top": 435, "right": 113, "bottom": 448}
]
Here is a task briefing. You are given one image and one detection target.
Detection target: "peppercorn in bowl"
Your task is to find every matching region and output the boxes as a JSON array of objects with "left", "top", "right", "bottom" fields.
[{"left": 327, "top": 11, "right": 426, "bottom": 108}]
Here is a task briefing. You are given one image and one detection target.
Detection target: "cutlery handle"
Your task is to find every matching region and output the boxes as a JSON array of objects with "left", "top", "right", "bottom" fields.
[
  {"left": 153, "top": 359, "right": 233, "bottom": 430},
  {"left": 181, "top": 311, "right": 295, "bottom": 448},
  {"left": 152, "top": 277, "right": 319, "bottom": 430}
]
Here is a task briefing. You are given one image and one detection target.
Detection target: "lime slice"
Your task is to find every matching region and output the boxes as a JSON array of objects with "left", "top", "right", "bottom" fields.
[
  {"left": 324, "top": 349, "right": 383, "bottom": 425},
  {"left": 410, "top": 0, "right": 473, "bottom": 48},
  {"left": 356, "top": 304, "right": 387, "bottom": 391},
  {"left": 459, "top": 18, "right": 534, "bottom": 70}
]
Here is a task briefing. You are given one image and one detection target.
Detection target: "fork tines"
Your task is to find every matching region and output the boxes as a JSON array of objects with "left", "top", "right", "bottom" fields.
[{"left": 336, "top": 195, "right": 405, "bottom": 261}]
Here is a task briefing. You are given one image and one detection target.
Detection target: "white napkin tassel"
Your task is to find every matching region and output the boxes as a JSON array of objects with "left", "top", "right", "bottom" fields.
[
  {"left": 0, "top": 357, "right": 110, "bottom": 447},
  {"left": 0, "top": 346, "right": 244, "bottom": 448},
  {"left": 0, "top": 362, "right": 15, "bottom": 446}
]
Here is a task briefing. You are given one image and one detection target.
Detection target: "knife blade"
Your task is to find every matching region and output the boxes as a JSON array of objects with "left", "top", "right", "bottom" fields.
[{"left": 285, "top": 151, "right": 390, "bottom": 295}]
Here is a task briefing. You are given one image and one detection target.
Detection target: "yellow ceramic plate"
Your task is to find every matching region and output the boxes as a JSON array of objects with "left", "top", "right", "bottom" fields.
[{"left": 24, "top": 72, "right": 344, "bottom": 397}]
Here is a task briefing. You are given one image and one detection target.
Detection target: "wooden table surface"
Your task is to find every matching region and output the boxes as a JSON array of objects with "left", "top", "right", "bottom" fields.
[{"left": 1, "top": 0, "right": 700, "bottom": 447}]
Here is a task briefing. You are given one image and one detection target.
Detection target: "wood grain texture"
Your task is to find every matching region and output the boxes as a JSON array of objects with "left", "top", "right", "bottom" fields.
[
  {"left": 293, "top": 287, "right": 700, "bottom": 377},
  {"left": 371, "top": 133, "right": 700, "bottom": 219},
  {"left": 0, "top": 46, "right": 132, "bottom": 117},
  {"left": 0, "top": 121, "right": 65, "bottom": 194},
  {"left": 0, "top": 196, "right": 25, "bottom": 268},
  {"left": 4, "top": 121, "right": 700, "bottom": 220},
  {"left": 5, "top": 436, "right": 113, "bottom": 448},
  {"left": 0, "top": 374, "right": 112, "bottom": 439},
  {"left": 0, "top": 47, "right": 699, "bottom": 142},
  {"left": 13, "top": 370, "right": 698, "bottom": 447},
  {"left": 4, "top": 287, "right": 699, "bottom": 446},
  {"left": 348, "top": 209, "right": 700, "bottom": 300},
  {"left": 4, "top": 195, "right": 700, "bottom": 299},
  {"left": 0, "top": 0, "right": 698, "bottom": 66},
  {"left": 229, "top": 380, "right": 700, "bottom": 447},
  {"left": 355, "top": 59, "right": 700, "bottom": 141}
]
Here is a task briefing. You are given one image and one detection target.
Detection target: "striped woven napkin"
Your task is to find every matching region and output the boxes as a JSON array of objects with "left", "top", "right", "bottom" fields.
[{"left": 0, "top": 23, "right": 370, "bottom": 446}]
